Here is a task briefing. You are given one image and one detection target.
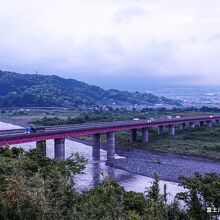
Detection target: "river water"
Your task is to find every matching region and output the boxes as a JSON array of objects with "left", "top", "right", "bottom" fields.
[{"left": 0, "top": 121, "right": 184, "bottom": 202}]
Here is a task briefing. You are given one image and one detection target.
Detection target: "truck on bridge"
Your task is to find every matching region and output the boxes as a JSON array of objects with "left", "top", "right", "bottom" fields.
[{"left": 25, "top": 126, "right": 45, "bottom": 134}]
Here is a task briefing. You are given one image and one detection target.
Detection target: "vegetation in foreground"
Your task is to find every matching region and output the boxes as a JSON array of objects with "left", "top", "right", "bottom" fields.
[{"left": 0, "top": 147, "right": 220, "bottom": 219}]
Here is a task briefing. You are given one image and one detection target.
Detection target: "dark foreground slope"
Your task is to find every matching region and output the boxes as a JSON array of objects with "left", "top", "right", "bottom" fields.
[
  {"left": 0, "top": 146, "right": 219, "bottom": 219},
  {"left": 0, "top": 70, "right": 181, "bottom": 107}
]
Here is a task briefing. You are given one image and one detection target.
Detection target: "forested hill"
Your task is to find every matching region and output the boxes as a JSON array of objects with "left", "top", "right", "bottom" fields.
[{"left": 0, "top": 70, "right": 181, "bottom": 107}]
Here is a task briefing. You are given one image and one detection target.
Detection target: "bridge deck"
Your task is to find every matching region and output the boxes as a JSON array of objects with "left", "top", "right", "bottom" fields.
[{"left": 0, "top": 115, "right": 219, "bottom": 146}]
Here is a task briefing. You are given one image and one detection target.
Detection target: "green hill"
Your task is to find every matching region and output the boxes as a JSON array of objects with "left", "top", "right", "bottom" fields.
[{"left": 0, "top": 70, "right": 181, "bottom": 107}]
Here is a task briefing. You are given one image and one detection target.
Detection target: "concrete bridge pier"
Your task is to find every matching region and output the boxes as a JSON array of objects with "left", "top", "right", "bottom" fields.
[
  {"left": 36, "top": 140, "right": 46, "bottom": 157},
  {"left": 207, "top": 121, "right": 212, "bottom": 128},
  {"left": 130, "top": 129, "right": 137, "bottom": 142},
  {"left": 200, "top": 121, "right": 204, "bottom": 127},
  {"left": 157, "top": 126, "right": 164, "bottom": 135},
  {"left": 142, "top": 128, "right": 149, "bottom": 143},
  {"left": 54, "top": 138, "right": 65, "bottom": 160},
  {"left": 189, "top": 122, "right": 195, "bottom": 129},
  {"left": 180, "top": 123, "right": 186, "bottom": 130},
  {"left": 92, "top": 133, "right": 101, "bottom": 160},
  {"left": 107, "top": 132, "right": 115, "bottom": 161},
  {"left": 92, "top": 161, "right": 101, "bottom": 187},
  {"left": 169, "top": 125, "right": 175, "bottom": 136}
]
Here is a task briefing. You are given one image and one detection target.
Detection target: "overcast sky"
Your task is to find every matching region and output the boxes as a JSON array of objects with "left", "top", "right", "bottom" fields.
[{"left": 1, "top": 0, "right": 220, "bottom": 90}]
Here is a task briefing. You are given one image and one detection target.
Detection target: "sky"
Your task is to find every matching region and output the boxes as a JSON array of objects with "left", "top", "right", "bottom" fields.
[{"left": 0, "top": 0, "right": 220, "bottom": 90}]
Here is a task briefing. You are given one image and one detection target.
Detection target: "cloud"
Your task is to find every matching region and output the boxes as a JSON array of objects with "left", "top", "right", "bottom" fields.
[
  {"left": 115, "top": 6, "right": 148, "bottom": 23},
  {"left": 0, "top": 0, "right": 220, "bottom": 87},
  {"left": 208, "top": 33, "right": 220, "bottom": 42}
]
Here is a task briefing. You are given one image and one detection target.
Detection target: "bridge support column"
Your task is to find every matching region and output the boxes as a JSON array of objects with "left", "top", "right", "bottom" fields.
[
  {"left": 54, "top": 138, "right": 65, "bottom": 161},
  {"left": 189, "top": 122, "right": 195, "bottom": 128},
  {"left": 157, "top": 126, "right": 163, "bottom": 135},
  {"left": 92, "top": 133, "right": 100, "bottom": 160},
  {"left": 36, "top": 140, "right": 46, "bottom": 157},
  {"left": 200, "top": 121, "right": 204, "bottom": 127},
  {"left": 130, "top": 129, "right": 137, "bottom": 142},
  {"left": 92, "top": 162, "right": 101, "bottom": 187},
  {"left": 107, "top": 132, "right": 115, "bottom": 161},
  {"left": 180, "top": 123, "right": 186, "bottom": 130},
  {"left": 142, "top": 128, "right": 149, "bottom": 143},
  {"left": 169, "top": 125, "right": 175, "bottom": 136},
  {"left": 207, "top": 121, "right": 212, "bottom": 128}
]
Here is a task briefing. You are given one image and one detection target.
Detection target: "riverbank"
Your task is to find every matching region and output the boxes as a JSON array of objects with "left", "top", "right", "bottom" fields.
[{"left": 73, "top": 137, "right": 220, "bottom": 183}]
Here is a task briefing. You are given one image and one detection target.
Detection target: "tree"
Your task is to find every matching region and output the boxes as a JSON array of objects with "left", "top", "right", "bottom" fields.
[{"left": 177, "top": 172, "right": 220, "bottom": 219}]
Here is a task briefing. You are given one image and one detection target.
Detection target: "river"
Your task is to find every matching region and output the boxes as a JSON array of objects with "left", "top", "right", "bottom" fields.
[{"left": 0, "top": 121, "right": 184, "bottom": 203}]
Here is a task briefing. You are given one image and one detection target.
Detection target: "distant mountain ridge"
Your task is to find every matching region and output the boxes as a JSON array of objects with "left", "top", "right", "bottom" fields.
[{"left": 0, "top": 70, "right": 182, "bottom": 107}]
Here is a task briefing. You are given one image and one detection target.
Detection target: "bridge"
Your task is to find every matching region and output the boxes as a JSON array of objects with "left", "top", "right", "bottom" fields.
[{"left": 0, "top": 115, "right": 219, "bottom": 161}]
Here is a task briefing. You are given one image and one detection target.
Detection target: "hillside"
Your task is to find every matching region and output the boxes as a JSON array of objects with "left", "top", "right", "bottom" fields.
[{"left": 0, "top": 70, "right": 181, "bottom": 107}]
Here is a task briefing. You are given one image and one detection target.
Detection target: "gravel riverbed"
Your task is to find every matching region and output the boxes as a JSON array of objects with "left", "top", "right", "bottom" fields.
[
  {"left": 112, "top": 148, "right": 220, "bottom": 183},
  {"left": 72, "top": 138, "right": 220, "bottom": 183}
]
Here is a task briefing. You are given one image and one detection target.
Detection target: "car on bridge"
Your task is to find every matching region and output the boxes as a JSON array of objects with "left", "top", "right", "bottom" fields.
[{"left": 133, "top": 118, "right": 140, "bottom": 121}]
